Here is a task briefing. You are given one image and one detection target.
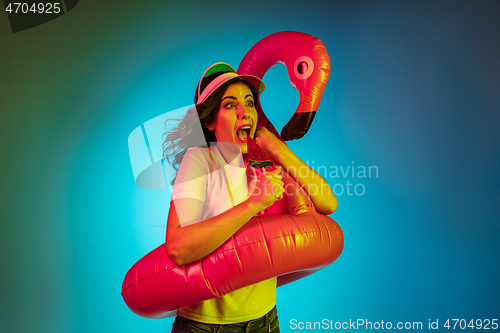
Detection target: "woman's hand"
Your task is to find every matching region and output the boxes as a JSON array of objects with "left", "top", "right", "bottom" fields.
[
  {"left": 247, "top": 166, "right": 285, "bottom": 211},
  {"left": 254, "top": 127, "right": 286, "bottom": 159}
]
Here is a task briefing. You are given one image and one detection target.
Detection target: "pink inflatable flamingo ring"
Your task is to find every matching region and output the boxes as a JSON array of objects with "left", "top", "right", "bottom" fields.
[{"left": 121, "top": 31, "right": 343, "bottom": 319}]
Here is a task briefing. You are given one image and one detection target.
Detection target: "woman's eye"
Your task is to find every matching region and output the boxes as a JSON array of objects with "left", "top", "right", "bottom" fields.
[
  {"left": 246, "top": 101, "right": 254, "bottom": 107},
  {"left": 224, "top": 102, "right": 235, "bottom": 109}
]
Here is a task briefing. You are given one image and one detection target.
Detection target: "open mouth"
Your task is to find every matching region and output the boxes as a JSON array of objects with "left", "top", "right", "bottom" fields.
[{"left": 236, "top": 125, "right": 251, "bottom": 143}]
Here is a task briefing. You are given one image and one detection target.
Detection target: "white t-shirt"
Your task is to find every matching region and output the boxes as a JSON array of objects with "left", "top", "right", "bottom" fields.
[{"left": 171, "top": 145, "right": 277, "bottom": 324}]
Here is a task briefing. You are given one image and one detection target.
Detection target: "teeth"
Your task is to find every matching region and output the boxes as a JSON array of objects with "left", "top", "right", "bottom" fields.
[{"left": 236, "top": 125, "right": 251, "bottom": 142}]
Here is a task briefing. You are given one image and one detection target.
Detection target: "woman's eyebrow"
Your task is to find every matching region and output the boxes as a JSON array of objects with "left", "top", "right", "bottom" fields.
[
  {"left": 221, "top": 94, "right": 254, "bottom": 102},
  {"left": 221, "top": 96, "right": 236, "bottom": 101}
]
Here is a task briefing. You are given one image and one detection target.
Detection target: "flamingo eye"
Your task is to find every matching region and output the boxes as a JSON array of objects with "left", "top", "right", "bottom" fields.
[
  {"left": 297, "top": 61, "right": 308, "bottom": 74},
  {"left": 294, "top": 56, "right": 314, "bottom": 79}
]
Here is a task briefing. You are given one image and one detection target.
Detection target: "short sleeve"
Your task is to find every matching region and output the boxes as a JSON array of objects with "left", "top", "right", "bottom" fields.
[{"left": 170, "top": 147, "right": 211, "bottom": 203}]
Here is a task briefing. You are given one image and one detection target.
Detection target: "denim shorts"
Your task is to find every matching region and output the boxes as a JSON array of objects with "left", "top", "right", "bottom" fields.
[{"left": 171, "top": 306, "right": 280, "bottom": 333}]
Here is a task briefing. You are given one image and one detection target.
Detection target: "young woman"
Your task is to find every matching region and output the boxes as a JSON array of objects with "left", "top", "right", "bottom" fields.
[{"left": 164, "top": 63, "right": 337, "bottom": 333}]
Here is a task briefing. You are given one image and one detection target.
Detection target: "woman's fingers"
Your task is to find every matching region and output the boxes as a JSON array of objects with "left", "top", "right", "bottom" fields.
[
  {"left": 249, "top": 166, "right": 286, "bottom": 207},
  {"left": 265, "top": 174, "right": 283, "bottom": 190},
  {"left": 265, "top": 166, "right": 282, "bottom": 179},
  {"left": 263, "top": 167, "right": 284, "bottom": 201},
  {"left": 271, "top": 179, "right": 285, "bottom": 200}
]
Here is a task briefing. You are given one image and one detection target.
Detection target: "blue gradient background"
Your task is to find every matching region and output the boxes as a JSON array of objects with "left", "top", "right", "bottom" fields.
[{"left": 1, "top": 1, "right": 499, "bottom": 332}]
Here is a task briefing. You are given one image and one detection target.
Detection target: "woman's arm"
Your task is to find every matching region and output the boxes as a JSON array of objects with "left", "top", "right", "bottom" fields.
[
  {"left": 166, "top": 168, "right": 284, "bottom": 265},
  {"left": 255, "top": 127, "right": 338, "bottom": 215}
]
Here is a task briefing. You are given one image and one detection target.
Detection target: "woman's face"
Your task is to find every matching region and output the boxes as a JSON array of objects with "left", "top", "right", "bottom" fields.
[{"left": 206, "top": 82, "right": 258, "bottom": 154}]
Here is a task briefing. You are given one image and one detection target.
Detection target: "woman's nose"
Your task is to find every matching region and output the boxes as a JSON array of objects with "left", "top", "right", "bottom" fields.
[{"left": 236, "top": 103, "right": 250, "bottom": 118}]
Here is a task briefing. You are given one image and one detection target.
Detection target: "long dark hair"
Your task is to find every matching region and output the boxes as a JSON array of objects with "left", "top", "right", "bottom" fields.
[{"left": 162, "top": 72, "right": 259, "bottom": 184}]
